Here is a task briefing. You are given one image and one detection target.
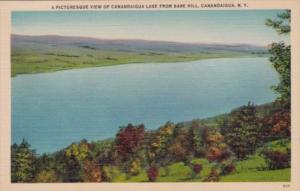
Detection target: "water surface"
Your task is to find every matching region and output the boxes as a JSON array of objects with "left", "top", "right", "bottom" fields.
[{"left": 12, "top": 57, "right": 278, "bottom": 153}]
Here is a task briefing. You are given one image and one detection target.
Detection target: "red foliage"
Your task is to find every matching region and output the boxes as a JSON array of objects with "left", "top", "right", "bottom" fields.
[
  {"left": 263, "top": 110, "right": 290, "bottom": 138},
  {"left": 115, "top": 124, "right": 145, "bottom": 161},
  {"left": 82, "top": 160, "right": 102, "bottom": 182},
  {"left": 147, "top": 165, "right": 159, "bottom": 182},
  {"left": 193, "top": 164, "right": 203, "bottom": 174},
  {"left": 206, "top": 147, "right": 231, "bottom": 162}
]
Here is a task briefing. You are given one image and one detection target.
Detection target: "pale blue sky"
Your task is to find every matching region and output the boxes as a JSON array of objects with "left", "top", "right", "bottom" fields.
[{"left": 12, "top": 10, "right": 289, "bottom": 46}]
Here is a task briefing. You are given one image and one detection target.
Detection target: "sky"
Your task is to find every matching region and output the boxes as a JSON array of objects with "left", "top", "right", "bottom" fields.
[{"left": 12, "top": 10, "right": 289, "bottom": 46}]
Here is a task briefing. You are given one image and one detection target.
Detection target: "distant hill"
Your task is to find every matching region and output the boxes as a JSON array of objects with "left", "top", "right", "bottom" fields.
[
  {"left": 12, "top": 34, "right": 267, "bottom": 54},
  {"left": 11, "top": 34, "right": 269, "bottom": 77}
]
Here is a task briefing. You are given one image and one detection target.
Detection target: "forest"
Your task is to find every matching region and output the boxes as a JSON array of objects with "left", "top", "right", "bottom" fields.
[{"left": 11, "top": 10, "right": 291, "bottom": 182}]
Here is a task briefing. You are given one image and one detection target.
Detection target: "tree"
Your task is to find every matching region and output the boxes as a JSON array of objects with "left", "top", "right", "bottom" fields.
[
  {"left": 115, "top": 124, "right": 145, "bottom": 162},
  {"left": 81, "top": 160, "right": 102, "bottom": 182},
  {"left": 266, "top": 10, "right": 290, "bottom": 34},
  {"left": 11, "top": 139, "right": 36, "bottom": 182},
  {"left": 221, "top": 103, "right": 262, "bottom": 160},
  {"left": 202, "top": 126, "right": 231, "bottom": 163},
  {"left": 168, "top": 125, "right": 194, "bottom": 164},
  {"left": 35, "top": 169, "right": 57, "bottom": 182},
  {"left": 63, "top": 154, "right": 81, "bottom": 182},
  {"left": 34, "top": 153, "right": 57, "bottom": 176},
  {"left": 146, "top": 122, "right": 175, "bottom": 167},
  {"left": 65, "top": 140, "right": 90, "bottom": 162},
  {"left": 190, "top": 121, "right": 206, "bottom": 157},
  {"left": 63, "top": 140, "right": 92, "bottom": 182},
  {"left": 266, "top": 10, "right": 291, "bottom": 102},
  {"left": 262, "top": 109, "right": 290, "bottom": 139}
]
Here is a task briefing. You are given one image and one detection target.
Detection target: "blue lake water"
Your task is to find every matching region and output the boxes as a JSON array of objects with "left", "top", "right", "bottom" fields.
[{"left": 12, "top": 57, "right": 278, "bottom": 153}]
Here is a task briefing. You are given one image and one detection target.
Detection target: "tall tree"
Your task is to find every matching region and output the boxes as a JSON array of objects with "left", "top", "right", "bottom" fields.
[
  {"left": 11, "top": 139, "right": 36, "bottom": 182},
  {"left": 266, "top": 10, "right": 291, "bottom": 102},
  {"left": 221, "top": 103, "right": 262, "bottom": 160}
]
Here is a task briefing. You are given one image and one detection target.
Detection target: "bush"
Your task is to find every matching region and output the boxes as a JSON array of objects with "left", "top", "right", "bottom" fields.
[
  {"left": 203, "top": 167, "right": 220, "bottom": 182},
  {"left": 222, "top": 163, "right": 235, "bottom": 175},
  {"left": 128, "top": 159, "right": 141, "bottom": 176},
  {"left": 261, "top": 149, "right": 290, "bottom": 169},
  {"left": 35, "top": 169, "right": 57, "bottom": 182},
  {"left": 191, "top": 163, "right": 203, "bottom": 178},
  {"left": 193, "top": 163, "right": 203, "bottom": 174},
  {"left": 147, "top": 165, "right": 159, "bottom": 182},
  {"left": 101, "top": 165, "right": 113, "bottom": 182}
]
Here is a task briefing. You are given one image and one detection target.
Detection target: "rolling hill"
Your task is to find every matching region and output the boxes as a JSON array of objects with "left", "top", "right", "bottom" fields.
[{"left": 11, "top": 34, "right": 269, "bottom": 76}]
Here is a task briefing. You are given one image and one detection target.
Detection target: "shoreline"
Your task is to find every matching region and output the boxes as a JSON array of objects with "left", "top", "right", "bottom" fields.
[{"left": 11, "top": 54, "right": 269, "bottom": 78}]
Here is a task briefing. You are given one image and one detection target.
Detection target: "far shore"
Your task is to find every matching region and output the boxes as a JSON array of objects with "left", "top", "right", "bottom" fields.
[{"left": 12, "top": 53, "right": 268, "bottom": 77}]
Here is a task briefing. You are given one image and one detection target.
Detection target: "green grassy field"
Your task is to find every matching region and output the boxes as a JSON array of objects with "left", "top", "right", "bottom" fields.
[
  {"left": 221, "top": 168, "right": 290, "bottom": 182},
  {"left": 108, "top": 153, "right": 290, "bottom": 182},
  {"left": 11, "top": 48, "right": 267, "bottom": 77},
  {"left": 12, "top": 34, "right": 269, "bottom": 77}
]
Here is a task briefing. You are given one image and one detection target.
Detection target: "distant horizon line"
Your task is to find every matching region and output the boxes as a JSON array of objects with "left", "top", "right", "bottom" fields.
[{"left": 11, "top": 33, "right": 270, "bottom": 48}]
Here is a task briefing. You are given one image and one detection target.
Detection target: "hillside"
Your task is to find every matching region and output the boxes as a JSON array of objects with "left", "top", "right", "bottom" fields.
[
  {"left": 11, "top": 34, "right": 268, "bottom": 76},
  {"left": 11, "top": 101, "right": 291, "bottom": 182}
]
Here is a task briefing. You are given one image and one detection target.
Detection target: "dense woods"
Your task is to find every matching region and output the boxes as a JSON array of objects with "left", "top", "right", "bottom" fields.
[{"left": 11, "top": 10, "right": 291, "bottom": 182}]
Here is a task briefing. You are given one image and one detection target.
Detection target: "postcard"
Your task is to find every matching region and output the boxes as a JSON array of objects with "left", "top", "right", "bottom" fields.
[{"left": 0, "top": 0, "right": 299, "bottom": 191}]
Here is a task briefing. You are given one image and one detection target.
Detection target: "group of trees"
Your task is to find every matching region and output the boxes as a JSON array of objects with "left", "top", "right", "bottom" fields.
[
  {"left": 11, "top": 99, "right": 291, "bottom": 182},
  {"left": 11, "top": 10, "right": 291, "bottom": 183}
]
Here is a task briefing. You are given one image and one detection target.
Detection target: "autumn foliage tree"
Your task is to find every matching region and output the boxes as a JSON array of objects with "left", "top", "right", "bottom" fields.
[
  {"left": 147, "top": 122, "right": 175, "bottom": 166},
  {"left": 63, "top": 140, "right": 92, "bottom": 182},
  {"left": 168, "top": 125, "right": 194, "bottom": 164},
  {"left": 81, "top": 159, "right": 102, "bottom": 182},
  {"left": 202, "top": 127, "right": 231, "bottom": 163},
  {"left": 262, "top": 109, "right": 290, "bottom": 140},
  {"left": 115, "top": 124, "right": 145, "bottom": 162}
]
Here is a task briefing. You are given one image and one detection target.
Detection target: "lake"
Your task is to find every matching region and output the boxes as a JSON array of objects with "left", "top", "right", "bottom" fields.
[{"left": 12, "top": 57, "right": 278, "bottom": 153}]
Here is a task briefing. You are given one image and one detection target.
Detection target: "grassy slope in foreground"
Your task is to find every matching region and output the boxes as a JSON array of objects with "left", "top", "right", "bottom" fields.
[
  {"left": 110, "top": 154, "right": 290, "bottom": 182},
  {"left": 11, "top": 35, "right": 268, "bottom": 77}
]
